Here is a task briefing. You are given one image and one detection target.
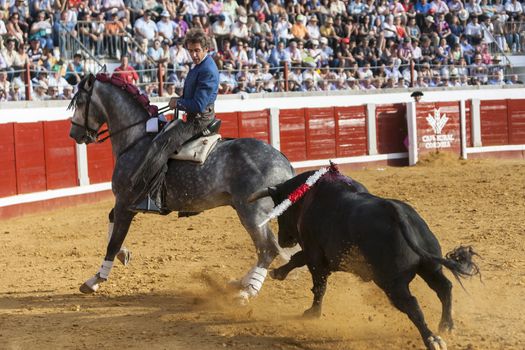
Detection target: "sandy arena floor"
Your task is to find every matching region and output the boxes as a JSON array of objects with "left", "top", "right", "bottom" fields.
[{"left": 1, "top": 156, "right": 524, "bottom": 350}]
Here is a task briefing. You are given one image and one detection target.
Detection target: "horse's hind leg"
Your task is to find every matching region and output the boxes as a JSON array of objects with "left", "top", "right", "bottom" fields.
[
  {"left": 108, "top": 208, "right": 131, "bottom": 266},
  {"left": 80, "top": 206, "right": 136, "bottom": 294},
  {"left": 234, "top": 203, "right": 281, "bottom": 300},
  {"left": 418, "top": 266, "right": 454, "bottom": 332}
]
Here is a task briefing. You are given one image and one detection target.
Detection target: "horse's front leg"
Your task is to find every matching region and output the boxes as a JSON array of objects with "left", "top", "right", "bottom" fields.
[
  {"left": 80, "top": 206, "right": 136, "bottom": 294},
  {"left": 235, "top": 216, "right": 281, "bottom": 302},
  {"left": 108, "top": 208, "right": 131, "bottom": 266}
]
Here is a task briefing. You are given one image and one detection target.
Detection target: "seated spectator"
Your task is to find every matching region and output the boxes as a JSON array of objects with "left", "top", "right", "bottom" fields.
[
  {"left": 29, "top": 11, "right": 53, "bottom": 49},
  {"left": 218, "top": 63, "right": 237, "bottom": 94},
  {"left": 134, "top": 10, "right": 158, "bottom": 45},
  {"left": 27, "top": 37, "right": 44, "bottom": 71},
  {"left": 32, "top": 80, "right": 49, "bottom": 101},
  {"left": 59, "top": 84, "right": 74, "bottom": 100},
  {"left": 6, "top": 13, "right": 25, "bottom": 44},
  {"left": 105, "top": 11, "right": 125, "bottom": 58},
  {"left": 8, "top": 79, "right": 24, "bottom": 101},
  {"left": 212, "top": 14, "right": 231, "bottom": 51},
  {"left": 113, "top": 56, "right": 139, "bottom": 84},
  {"left": 306, "top": 15, "right": 321, "bottom": 41},
  {"left": 65, "top": 53, "right": 85, "bottom": 85},
  {"left": 163, "top": 83, "right": 179, "bottom": 97},
  {"left": 291, "top": 14, "right": 308, "bottom": 42},
  {"left": 268, "top": 40, "right": 291, "bottom": 69},
  {"left": 48, "top": 66, "right": 70, "bottom": 95},
  {"left": 466, "top": 16, "right": 483, "bottom": 45},
  {"left": 87, "top": 12, "right": 105, "bottom": 58},
  {"left": 232, "top": 15, "right": 250, "bottom": 42},
  {"left": 47, "top": 85, "right": 60, "bottom": 100}
]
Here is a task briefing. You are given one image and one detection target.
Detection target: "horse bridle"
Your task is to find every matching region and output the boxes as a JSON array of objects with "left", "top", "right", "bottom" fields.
[{"left": 70, "top": 75, "right": 155, "bottom": 144}]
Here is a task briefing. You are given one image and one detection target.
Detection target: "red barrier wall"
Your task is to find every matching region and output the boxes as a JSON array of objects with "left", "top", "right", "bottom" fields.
[
  {"left": 416, "top": 102, "right": 461, "bottom": 157},
  {"left": 480, "top": 100, "right": 509, "bottom": 146},
  {"left": 306, "top": 107, "right": 336, "bottom": 159},
  {"left": 506, "top": 100, "right": 525, "bottom": 144},
  {"left": 239, "top": 110, "right": 270, "bottom": 142},
  {"left": 216, "top": 112, "right": 240, "bottom": 138},
  {"left": 376, "top": 104, "right": 406, "bottom": 154},
  {"left": 14, "top": 122, "right": 47, "bottom": 194},
  {"left": 335, "top": 106, "right": 368, "bottom": 157},
  {"left": 0, "top": 123, "right": 17, "bottom": 197},
  {"left": 86, "top": 140, "right": 114, "bottom": 184},
  {"left": 279, "top": 108, "right": 307, "bottom": 161},
  {"left": 44, "top": 120, "right": 78, "bottom": 189}
]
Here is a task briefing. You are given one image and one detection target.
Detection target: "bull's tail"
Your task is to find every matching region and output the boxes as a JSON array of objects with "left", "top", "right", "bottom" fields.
[{"left": 389, "top": 201, "right": 481, "bottom": 286}]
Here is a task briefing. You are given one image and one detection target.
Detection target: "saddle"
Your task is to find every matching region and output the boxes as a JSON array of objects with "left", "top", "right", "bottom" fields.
[{"left": 170, "top": 119, "right": 222, "bottom": 164}]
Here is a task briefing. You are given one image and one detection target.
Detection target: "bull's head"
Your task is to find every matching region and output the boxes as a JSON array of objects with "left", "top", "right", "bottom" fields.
[
  {"left": 248, "top": 171, "right": 317, "bottom": 248},
  {"left": 68, "top": 75, "right": 106, "bottom": 144}
]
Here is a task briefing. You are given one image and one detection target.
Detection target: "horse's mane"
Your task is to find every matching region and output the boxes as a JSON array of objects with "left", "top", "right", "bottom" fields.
[{"left": 67, "top": 73, "right": 159, "bottom": 117}]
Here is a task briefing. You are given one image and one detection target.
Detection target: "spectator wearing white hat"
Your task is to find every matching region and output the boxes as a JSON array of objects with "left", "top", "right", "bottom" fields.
[
  {"left": 32, "top": 81, "right": 49, "bottom": 101},
  {"left": 157, "top": 10, "right": 179, "bottom": 45},
  {"left": 232, "top": 15, "right": 249, "bottom": 41},
  {"left": 306, "top": 15, "right": 321, "bottom": 41},
  {"left": 59, "top": 84, "right": 74, "bottom": 100},
  {"left": 134, "top": 10, "right": 158, "bottom": 44}
]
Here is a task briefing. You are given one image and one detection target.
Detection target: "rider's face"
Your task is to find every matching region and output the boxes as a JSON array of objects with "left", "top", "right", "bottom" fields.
[{"left": 187, "top": 42, "right": 206, "bottom": 65}]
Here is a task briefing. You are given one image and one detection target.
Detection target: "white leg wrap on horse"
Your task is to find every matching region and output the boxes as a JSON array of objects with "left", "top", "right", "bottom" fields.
[
  {"left": 98, "top": 260, "right": 113, "bottom": 280},
  {"left": 241, "top": 266, "right": 268, "bottom": 295},
  {"left": 84, "top": 275, "right": 101, "bottom": 292}
]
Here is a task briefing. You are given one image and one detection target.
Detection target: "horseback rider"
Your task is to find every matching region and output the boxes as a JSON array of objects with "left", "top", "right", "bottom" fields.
[{"left": 130, "top": 28, "right": 220, "bottom": 213}]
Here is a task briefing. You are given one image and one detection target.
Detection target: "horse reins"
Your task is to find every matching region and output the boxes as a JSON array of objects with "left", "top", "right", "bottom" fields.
[{"left": 71, "top": 75, "right": 171, "bottom": 144}]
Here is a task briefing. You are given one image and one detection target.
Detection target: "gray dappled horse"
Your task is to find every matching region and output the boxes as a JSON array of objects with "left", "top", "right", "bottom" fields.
[{"left": 68, "top": 74, "right": 294, "bottom": 300}]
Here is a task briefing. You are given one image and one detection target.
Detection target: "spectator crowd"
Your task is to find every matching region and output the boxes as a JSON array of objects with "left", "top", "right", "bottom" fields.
[{"left": 0, "top": 0, "right": 524, "bottom": 101}]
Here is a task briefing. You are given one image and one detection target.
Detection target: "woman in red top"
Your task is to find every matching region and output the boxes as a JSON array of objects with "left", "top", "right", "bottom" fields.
[{"left": 113, "top": 56, "right": 139, "bottom": 84}]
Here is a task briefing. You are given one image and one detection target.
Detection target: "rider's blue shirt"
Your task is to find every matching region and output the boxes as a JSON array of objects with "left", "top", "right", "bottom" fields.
[{"left": 176, "top": 55, "right": 219, "bottom": 114}]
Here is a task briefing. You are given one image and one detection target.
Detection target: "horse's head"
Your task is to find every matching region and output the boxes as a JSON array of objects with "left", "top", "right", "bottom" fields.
[{"left": 68, "top": 74, "right": 106, "bottom": 144}]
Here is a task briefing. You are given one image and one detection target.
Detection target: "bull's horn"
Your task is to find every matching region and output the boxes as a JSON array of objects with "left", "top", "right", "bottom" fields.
[{"left": 247, "top": 188, "right": 271, "bottom": 203}]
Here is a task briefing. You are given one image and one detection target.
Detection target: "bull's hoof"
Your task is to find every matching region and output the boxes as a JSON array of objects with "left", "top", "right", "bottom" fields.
[
  {"left": 426, "top": 335, "right": 447, "bottom": 350},
  {"left": 438, "top": 319, "right": 454, "bottom": 333},
  {"left": 269, "top": 269, "right": 287, "bottom": 281},
  {"left": 117, "top": 248, "right": 131, "bottom": 266},
  {"left": 302, "top": 306, "right": 322, "bottom": 319}
]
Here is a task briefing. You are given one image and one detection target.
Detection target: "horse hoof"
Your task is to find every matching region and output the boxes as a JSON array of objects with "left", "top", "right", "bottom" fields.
[
  {"left": 234, "top": 290, "right": 251, "bottom": 306},
  {"left": 79, "top": 282, "right": 99, "bottom": 294},
  {"left": 117, "top": 248, "right": 131, "bottom": 266},
  {"left": 302, "top": 307, "right": 322, "bottom": 319},
  {"left": 427, "top": 335, "right": 447, "bottom": 350},
  {"left": 269, "top": 269, "right": 285, "bottom": 280}
]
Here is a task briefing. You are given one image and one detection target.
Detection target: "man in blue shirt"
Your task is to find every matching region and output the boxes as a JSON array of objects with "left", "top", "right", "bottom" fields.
[{"left": 130, "top": 28, "right": 219, "bottom": 213}]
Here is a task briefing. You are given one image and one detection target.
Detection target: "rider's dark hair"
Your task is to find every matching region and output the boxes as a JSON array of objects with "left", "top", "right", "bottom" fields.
[{"left": 184, "top": 28, "right": 209, "bottom": 49}]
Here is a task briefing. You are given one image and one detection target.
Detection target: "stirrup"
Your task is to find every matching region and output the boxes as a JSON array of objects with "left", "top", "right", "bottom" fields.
[{"left": 130, "top": 196, "right": 169, "bottom": 215}]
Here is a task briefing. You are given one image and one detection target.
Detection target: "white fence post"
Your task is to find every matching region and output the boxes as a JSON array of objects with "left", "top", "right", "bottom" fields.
[
  {"left": 406, "top": 101, "right": 418, "bottom": 165},
  {"left": 76, "top": 143, "right": 90, "bottom": 186},
  {"left": 366, "top": 103, "right": 377, "bottom": 155},
  {"left": 269, "top": 107, "right": 281, "bottom": 151},
  {"left": 471, "top": 99, "right": 482, "bottom": 147}
]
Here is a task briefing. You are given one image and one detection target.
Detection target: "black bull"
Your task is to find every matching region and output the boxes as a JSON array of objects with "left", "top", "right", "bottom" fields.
[{"left": 249, "top": 169, "right": 480, "bottom": 350}]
